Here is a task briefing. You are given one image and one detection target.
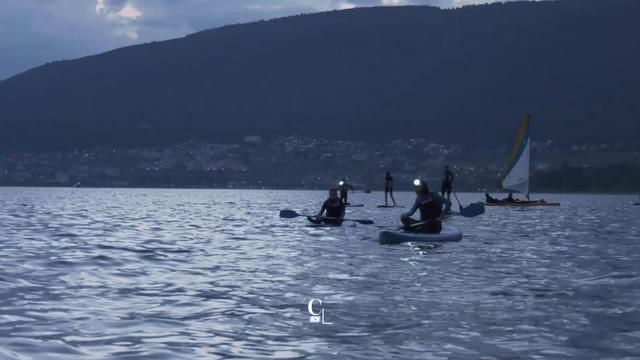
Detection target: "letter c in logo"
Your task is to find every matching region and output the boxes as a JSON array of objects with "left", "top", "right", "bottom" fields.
[{"left": 308, "top": 299, "right": 322, "bottom": 316}]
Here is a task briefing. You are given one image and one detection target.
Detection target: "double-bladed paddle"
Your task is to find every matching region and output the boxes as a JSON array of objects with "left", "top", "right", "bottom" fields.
[{"left": 279, "top": 209, "right": 374, "bottom": 225}]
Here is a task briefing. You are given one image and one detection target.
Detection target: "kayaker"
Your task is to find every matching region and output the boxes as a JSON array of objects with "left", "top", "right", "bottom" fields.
[
  {"left": 441, "top": 165, "right": 455, "bottom": 201},
  {"left": 308, "top": 188, "right": 345, "bottom": 225},
  {"left": 338, "top": 178, "right": 354, "bottom": 205},
  {"left": 401, "top": 179, "right": 449, "bottom": 234},
  {"left": 384, "top": 171, "right": 397, "bottom": 207}
]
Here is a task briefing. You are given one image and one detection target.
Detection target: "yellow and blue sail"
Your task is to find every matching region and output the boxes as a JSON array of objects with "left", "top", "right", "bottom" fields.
[{"left": 500, "top": 114, "right": 531, "bottom": 195}]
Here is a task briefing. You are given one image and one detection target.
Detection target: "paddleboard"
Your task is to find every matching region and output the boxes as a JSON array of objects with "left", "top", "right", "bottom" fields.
[
  {"left": 377, "top": 205, "right": 405, "bottom": 208},
  {"left": 379, "top": 228, "right": 463, "bottom": 245},
  {"left": 307, "top": 217, "right": 343, "bottom": 226},
  {"left": 346, "top": 204, "right": 364, "bottom": 207}
]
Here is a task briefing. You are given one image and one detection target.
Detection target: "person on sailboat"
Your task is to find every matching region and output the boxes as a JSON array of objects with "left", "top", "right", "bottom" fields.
[
  {"left": 504, "top": 192, "right": 515, "bottom": 203},
  {"left": 485, "top": 193, "right": 500, "bottom": 204},
  {"left": 401, "top": 179, "right": 449, "bottom": 234},
  {"left": 384, "top": 171, "right": 397, "bottom": 207}
]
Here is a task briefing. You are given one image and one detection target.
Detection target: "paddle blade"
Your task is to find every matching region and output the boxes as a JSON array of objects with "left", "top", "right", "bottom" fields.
[
  {"left": 459, "top": 203, "right": 485, "bottom": 217},
  {"left": 279, "top": 210, "right": 300, "bottom": 219},
  {"left": 354, "top": 219, "right": 375, "bottom": 225}
]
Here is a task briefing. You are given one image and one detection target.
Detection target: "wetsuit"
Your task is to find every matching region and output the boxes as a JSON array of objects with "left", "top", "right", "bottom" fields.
[
  {"left": 384, "top": 174, "right": 396, "bottom": 206},
  {"left": 308, "top": 198, "right": 345, "bottom": 225},
  {"left": 402, "top": 192, "right": 446, "bottom": 234},
  {"left": 339, "top": 183, "right": 354, "bottom": 205},
  {"left": 441, "top": 169, "right": 454, "bottom": 199}
]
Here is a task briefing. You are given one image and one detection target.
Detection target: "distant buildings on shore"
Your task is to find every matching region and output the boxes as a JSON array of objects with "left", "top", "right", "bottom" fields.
[{"left": 0, "top": 136, "right": 637, "bottom": 191}]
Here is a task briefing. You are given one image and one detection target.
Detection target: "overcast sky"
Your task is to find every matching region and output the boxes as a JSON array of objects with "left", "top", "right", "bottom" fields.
[{"left": 0, "top": 0, "right": 523, "bottom": 80}]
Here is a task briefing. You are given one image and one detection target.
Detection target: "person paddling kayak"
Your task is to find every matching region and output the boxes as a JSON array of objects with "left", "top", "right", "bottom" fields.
[
  {"left": 384, "top": 171, "right": 397, "bottom": 207},
  {"left": 401, "top": 179, "right": 450, "bottom": 234},
  {"left": 338, "top": 178, "right": 354, "bottom": 205},
  {"left": 308, "top": 188, "right": 345, "bottom": 225}
]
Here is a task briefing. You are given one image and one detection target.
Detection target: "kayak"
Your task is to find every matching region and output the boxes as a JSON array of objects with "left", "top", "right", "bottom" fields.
[
  {"left": 377, "top": 205, "right": 405, "bottom": 208},
  {"left": 379, "top": 228, "right": 463, "bottom": 245}
]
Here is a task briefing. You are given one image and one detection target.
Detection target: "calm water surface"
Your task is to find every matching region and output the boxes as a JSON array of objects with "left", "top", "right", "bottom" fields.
[{"left": 1, "top": 188, "right": 639, "bottom": 359}]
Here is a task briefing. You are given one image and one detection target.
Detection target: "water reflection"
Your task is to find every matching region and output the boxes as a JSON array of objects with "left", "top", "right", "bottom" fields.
[{"left": 0, "top": 188, "right": 638, "bottom": 359}]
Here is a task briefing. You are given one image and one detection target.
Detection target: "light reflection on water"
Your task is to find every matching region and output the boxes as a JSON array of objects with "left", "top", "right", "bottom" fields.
[{"left": 1, "top": 188, "right": 639, "bottom": 359}]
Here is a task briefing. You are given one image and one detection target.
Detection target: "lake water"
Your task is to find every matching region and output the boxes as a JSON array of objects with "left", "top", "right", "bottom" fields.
[{"left": 1, "top": 188, "right": 639, "bottom": 359}]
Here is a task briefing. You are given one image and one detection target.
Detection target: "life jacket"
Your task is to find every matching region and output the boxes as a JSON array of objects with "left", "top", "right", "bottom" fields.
[
  {"left": 325, "top": 199, "right": 344, "bottom": 218},
  {"left": 385, "top": 175, "right": 393, "bottom": 189},
  {"left": 418, "top": 193, "right": 443, "bottom": 221},
  {"left": 442, "top": 170, "right": 453, "bottom": 185}
]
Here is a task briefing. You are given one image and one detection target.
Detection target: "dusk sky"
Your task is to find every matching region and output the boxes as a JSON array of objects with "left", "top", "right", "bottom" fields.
[{"left": 0, "top": 0, "right": 525, "bottom": 80}]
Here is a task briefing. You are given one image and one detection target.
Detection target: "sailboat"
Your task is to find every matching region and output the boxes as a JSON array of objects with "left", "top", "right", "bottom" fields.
[{"left": 484, "top": 114, "right": 559, "bottom": 207}]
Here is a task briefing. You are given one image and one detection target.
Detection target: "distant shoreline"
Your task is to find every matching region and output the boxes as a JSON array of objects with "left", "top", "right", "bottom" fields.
[{"left": 0, "top": 185, "right": 637, "bottom": 196}]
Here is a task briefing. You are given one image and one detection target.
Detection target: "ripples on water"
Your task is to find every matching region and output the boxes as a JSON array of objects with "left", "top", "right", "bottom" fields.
[{"left": 0, "top": 188, "right": 639, "bottom": 359}]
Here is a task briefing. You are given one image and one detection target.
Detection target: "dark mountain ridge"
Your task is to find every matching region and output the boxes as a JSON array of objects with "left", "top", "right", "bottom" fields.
[{"left": 0, "top": 0, "right": 639, "bottom": 152}]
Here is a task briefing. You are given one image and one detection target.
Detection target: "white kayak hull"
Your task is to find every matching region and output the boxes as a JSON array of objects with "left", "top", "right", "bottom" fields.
[{"left": 379, "top": 228, "right": 463, "bottom": 244}]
